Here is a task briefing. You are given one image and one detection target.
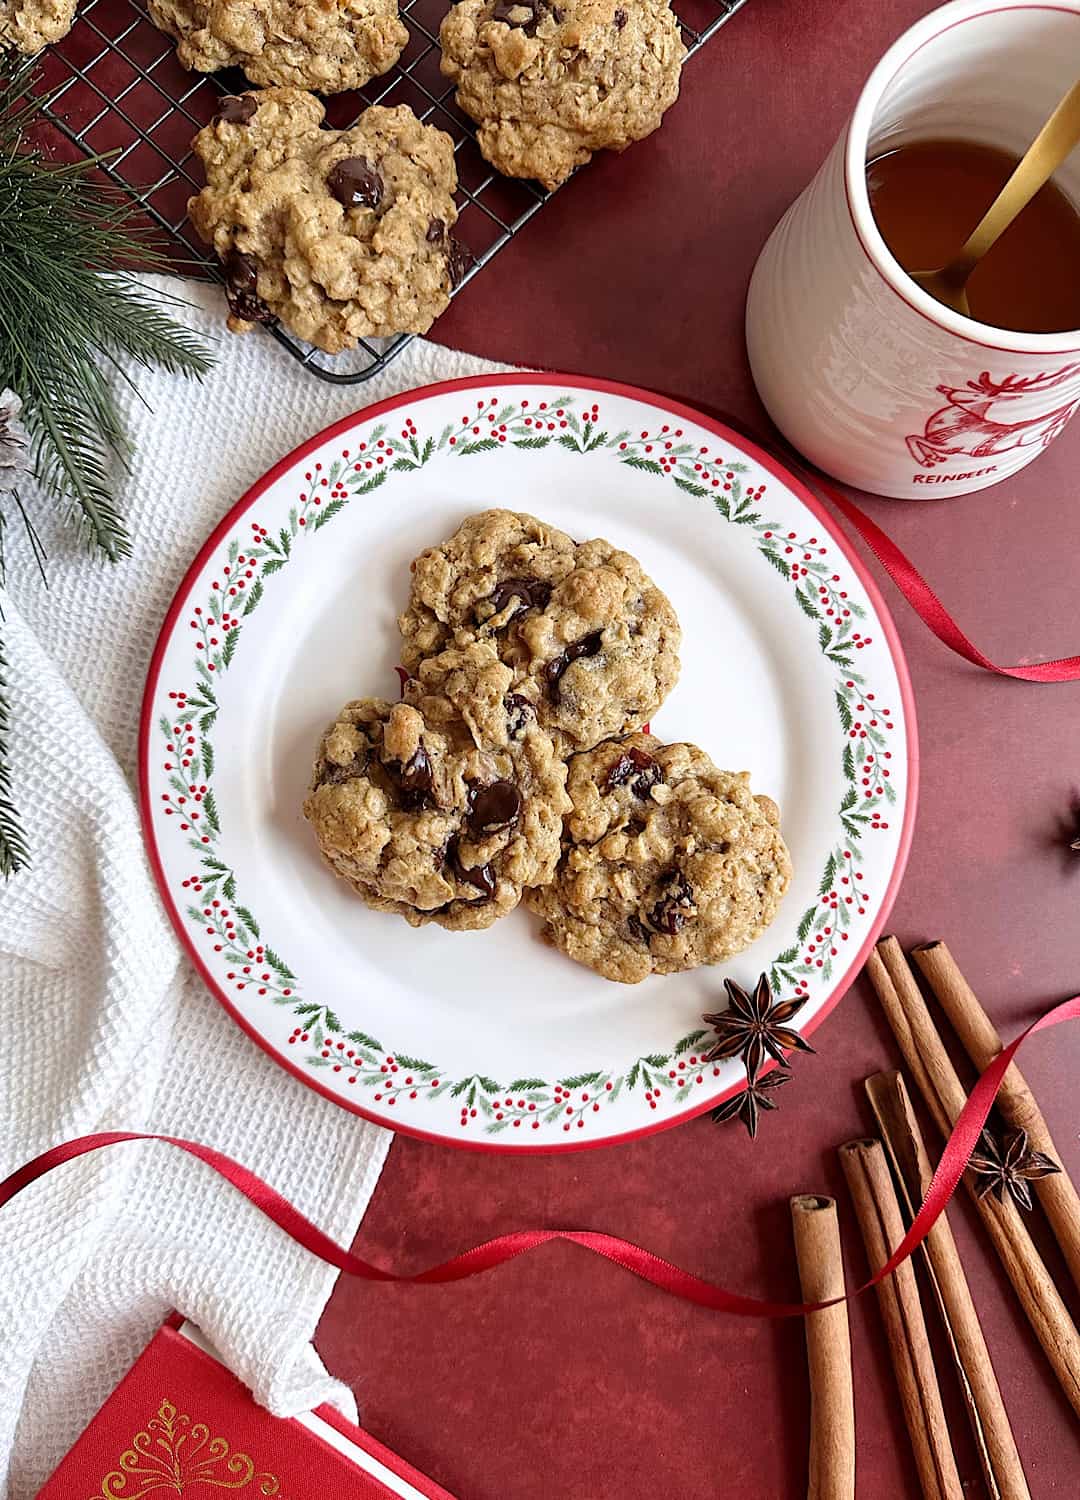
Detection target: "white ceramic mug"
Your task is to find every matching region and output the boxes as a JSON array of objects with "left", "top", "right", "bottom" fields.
[{"left": 745, "top": 0, "right": 1080, "bottom": 498}]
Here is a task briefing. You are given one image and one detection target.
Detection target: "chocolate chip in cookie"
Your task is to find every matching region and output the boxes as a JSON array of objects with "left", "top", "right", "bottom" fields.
[
  {"left": 481, "top": 576, "right": 553, "bottom": 625},
  {"left": 388, "top": 744, "right": 434, "bottom": 810},
  {"left": 468, "top": 780, "right": 522, "bottom": 832},
  {"left": 328, "top": 156, "right": 384, "bottom": 210},
  {"left": 446, "top": 238, "right": 474, "bottom": 288},
  {"left": 544, "top": 631, "right": 603, "bottom": 700},
  {"left": 214, "top": 94, "right": 258, "bottom": 125},
  {"left": 445, "top": 836, "right": 497, "bottom": 899},
  {"left": 427, "top": 218, "right": 447, "bottom": 243},
  {"left": 223, "top": 250, "right": 275, "bottom": 325}
]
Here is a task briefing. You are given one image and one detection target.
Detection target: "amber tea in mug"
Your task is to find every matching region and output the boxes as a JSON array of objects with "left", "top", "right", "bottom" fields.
[{"left": 867, "top": 138, "right": 1080, "bottom": 334}]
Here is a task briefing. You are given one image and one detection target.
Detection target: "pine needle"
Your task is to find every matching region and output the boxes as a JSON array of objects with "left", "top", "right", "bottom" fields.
[
  {"left": 0, "top": 50, "right": 216, "bottom": 872},
  {"left": 0, "top": 626, "right": 30, "bottom": 877}
]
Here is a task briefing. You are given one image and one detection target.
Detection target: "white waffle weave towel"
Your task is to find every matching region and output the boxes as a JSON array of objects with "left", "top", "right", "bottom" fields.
[{"left": 0, "top": 275, "right": 511, "bottom": 1499}]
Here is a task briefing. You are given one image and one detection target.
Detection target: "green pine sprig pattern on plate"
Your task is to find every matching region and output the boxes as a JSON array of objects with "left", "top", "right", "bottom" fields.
[{"left": 155, "top": 394, "right": 900, "bottom": 1136}]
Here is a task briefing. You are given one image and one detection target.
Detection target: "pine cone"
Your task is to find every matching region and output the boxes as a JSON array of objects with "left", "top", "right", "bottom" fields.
[{"left": 0, "top": 389, "right": 29, "bottom": 490}]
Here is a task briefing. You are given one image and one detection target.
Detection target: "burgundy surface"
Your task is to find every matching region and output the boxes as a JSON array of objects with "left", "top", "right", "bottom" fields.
[
  {"left": 312, "top": 1, "right": 1080, "bottom": 1494},
  {"left": 57, "top": 0, "right": 1080, "bottom": 1490}
]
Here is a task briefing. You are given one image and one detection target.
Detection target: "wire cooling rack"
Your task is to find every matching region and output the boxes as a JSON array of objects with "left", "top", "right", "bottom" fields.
[{"left": 37, "top": 0, "right": 750, "bottom": 383}]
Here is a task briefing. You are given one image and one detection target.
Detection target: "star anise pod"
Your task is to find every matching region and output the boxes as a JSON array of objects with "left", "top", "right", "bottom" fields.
[
  {"left": 702, "top": 973, "right": 815, "bottom": 1082},
  {"left": 711, "top": 1068, "right": 790, "bottom": 1139},
  {"left": 967, "top": 1128, "right": 1061, "bottom": 1212}
]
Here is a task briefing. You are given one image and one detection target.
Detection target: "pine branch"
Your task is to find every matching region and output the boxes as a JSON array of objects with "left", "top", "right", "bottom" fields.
[
  {"left": 0, "top": 51, "right": 216, "bottom": 869},
  {"left": 0, "top": 51, "right": 214, "bottom": 564}
]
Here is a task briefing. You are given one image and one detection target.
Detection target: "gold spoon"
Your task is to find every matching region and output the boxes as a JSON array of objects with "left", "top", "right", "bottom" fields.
[{"left": 912, "top": 77, "right": 1080, "bottom": 318}]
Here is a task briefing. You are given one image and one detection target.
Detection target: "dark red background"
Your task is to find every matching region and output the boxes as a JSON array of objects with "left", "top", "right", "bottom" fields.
[
  {"left": 314, "top": 1, "right": 1080, "bottom": 1495},
  {"left": 48, "top": 0, "right": 1080, "bottom": 1490}
]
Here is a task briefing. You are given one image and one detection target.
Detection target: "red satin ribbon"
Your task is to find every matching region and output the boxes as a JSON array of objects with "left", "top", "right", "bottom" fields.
[
  {"left": 820, "top": 481, "right": 1080, "bottom": 683},
  {"left": 2, "top": 994, "right": 1076, "bottom": 1318}
]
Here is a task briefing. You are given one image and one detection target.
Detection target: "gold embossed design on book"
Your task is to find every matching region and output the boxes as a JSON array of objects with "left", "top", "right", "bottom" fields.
[{"left": 93, "top": 1398, "right": 282, "bottom": 1497}]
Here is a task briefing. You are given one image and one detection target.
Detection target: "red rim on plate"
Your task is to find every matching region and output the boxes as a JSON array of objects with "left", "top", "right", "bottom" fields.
[{"left": 139, "top": 373, "right": 919, "bottom": 1152}]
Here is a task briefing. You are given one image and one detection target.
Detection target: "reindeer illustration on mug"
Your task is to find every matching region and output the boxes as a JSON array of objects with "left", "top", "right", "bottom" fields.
[{"left": 906, "top": 365, "right": 1080, "bottom": 468}]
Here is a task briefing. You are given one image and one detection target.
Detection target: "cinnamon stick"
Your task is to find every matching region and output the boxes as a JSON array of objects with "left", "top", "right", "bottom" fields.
[
  {"left": 866, "top": 1070, "right": 1031, "bottom": 1500},
  {"left": 791, "top": 1195, "right": 855, "bottom": 1500},
  {"left": 913, "top": 938, "right": 1080, "bottom": 1297},
  {"left": 838, "top": 1138, "right": 963, "bottom": 1500},
  {"left": 869, "top": 938, "right": 1080, "bottom": 1419}
]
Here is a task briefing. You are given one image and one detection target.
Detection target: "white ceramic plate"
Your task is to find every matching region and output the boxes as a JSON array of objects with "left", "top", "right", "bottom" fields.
[{"left": 141, "top": 375, "right": 918, "bottom": 1152}]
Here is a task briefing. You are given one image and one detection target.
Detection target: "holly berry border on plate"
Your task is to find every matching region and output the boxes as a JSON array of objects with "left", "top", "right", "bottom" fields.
[{"left": 140, "top": 374, "right": 919, "bottom": 1153}]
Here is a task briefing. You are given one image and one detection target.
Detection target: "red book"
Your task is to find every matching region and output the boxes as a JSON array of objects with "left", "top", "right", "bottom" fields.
[{"left": 36, "top": 1317, "right": 457, "bottom": 1499}]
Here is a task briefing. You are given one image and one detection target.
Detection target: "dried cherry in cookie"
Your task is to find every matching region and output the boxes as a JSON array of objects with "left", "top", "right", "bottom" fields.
[
  {"left": 526, "top": 733, "right": 792, "bottom": 983},
  {"left": 605, "top": 746, "right": 662, "bottom": 797},
  {"left": 647, "top": 870, "right": 695, "bottom": 935},
  {"left": 504, "top": 693, "right": 536, "bottom": 739}
]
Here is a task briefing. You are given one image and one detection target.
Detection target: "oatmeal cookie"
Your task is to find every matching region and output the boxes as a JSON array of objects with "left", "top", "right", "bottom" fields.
[
  {"left": 147, "top": 0, "right": 407, "bottom": 93},
  {"left": 189, "top": 89, "right": 465, "bottom": 353},
  {"left": 0, "top": 0, "right": 77, "bottom": 52},
  {"left": 526, "top": 733, "right": 792, "bottom": 982},
  {"left": 303, "top": 644, "right": 570, "bottom": 930},
  {"left": 439, "top": 0, "right": 687, "bottom": 190},
  {"left": 398, "top": 509, "right": 681, "bottom": 752}
]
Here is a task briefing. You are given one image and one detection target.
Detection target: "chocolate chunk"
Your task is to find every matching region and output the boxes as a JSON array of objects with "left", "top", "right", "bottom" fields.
[
  {"left": 614, "top": 8, "right": 627, "bottom": 27},
  {"left": 214, "top": 94, "right": 257, "bottom": 125},
  {"left": 318, "top": 750, "right": 369, "bottom": 787},
  {"left": 482, "top": 575, "right": 552, "bottom": 624},
  {"left": 223, "top": 251, "right": 274, "bottom": 325},
  {"left": 445, "top": 836, "right": 497, "bottom": 899},
  {"left": 388, "top": 744, "right": 434, "bottom": 810},
  {"left": 544, "top": 630, "right": 603, "bottom": 700},
  {"left": 427, "top": 217, "right": 446, "bottom": 243},
  {"left": 647, "top": 870, "right": 695, "bottom": 936},
  {"left": 505, "top": 692, "right": 536, "bottom": 739},
  {"left": 553, "top": 5, "right": 566, "bottom": 18},
  {"left": 605, "top": 746, "right": 662, "bottom": 798},
  {"left": 469, "top": 780, "right": 521, "bottom": 833},
  {"left": 446, "top": 238, "right": 474, "bottom": 288},
  {"left": 328, "top": 156, "right": 383, "bottom": 210}
]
